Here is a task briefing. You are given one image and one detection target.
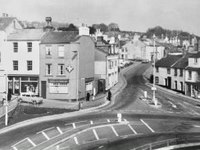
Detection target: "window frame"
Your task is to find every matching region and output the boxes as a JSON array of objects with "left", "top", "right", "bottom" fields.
[
  {"left": 45, "top": 45, "right": 52, "bottom": 57},
  {"left": 13, "top": 42, "right": 18, "bottom": 53},
  {"left": 46, "top": 64, "right": 52, "bottom": 75},
  {"left": 58, "top": 64, "right": 64, "bottom": 75},
  {"left": 27, "top": 60, "right": 32, "bottom": 71},
  {"left": 13, "top": 60, "right": 18, "bottom": 71},
  {"left": 58, "top": 45, "right": 65, "bottom": 58},
  {"left": 27, "top": 42, "right": 32, "bottom": 52}
]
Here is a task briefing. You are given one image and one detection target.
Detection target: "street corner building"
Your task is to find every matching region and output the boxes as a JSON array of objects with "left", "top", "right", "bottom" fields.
[
  {"left": 39, "top": 30, "right": 95, "bottom": 100},
  {"left": 1, "top": 29, "right": 46, "bottom": 96}
]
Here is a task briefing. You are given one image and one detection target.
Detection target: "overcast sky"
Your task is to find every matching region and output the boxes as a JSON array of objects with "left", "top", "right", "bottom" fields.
[{"left": 1, "top": 0, "right": 200, "bottom": 35}]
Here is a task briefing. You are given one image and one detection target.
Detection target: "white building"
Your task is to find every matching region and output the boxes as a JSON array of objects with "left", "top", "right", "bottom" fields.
[{"left": 1, "top": 29, "right": 46, "bottom": 95}]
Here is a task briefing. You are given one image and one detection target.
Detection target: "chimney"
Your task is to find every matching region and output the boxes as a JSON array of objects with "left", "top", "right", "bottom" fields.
[
  {"left": 2, "top": 13, "right": 8, "bottom": 17},
  {"left": 43, "top": 17, "right": 54, "bottom": 32},
  {"left": 79, "top": 23, "right": 89, "bottom": 36}
]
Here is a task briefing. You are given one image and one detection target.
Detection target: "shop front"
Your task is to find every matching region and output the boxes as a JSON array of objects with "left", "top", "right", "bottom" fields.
[
  {"left": 85, "top": 77, "right": 94, "bottom": 95},
  {"left": 8, "top": 76, "right": 39, "bottom": 96}
]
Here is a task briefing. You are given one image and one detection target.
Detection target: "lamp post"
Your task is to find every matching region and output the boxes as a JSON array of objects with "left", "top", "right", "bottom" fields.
[
  {"left": 4, "top": 74, "right": 8, "bottom": 126},
  {"left": 152, "top": 34, "right": 157, "bottom": 107},
  {"left": 76, "top": 51, "right": 79, "bottom": 102}
]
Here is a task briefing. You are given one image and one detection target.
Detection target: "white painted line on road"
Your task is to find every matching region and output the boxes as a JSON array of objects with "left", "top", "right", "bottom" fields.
[
  {"left": 93, "top": 129, "right": 100, "bottom": 140},
  {"left": 11, "top": 146, "right": 18, "bottom": 150},
  {"left": 41, "top": 131, "right": 50, "bottom": 140},
  {"left": 72, "top": 123, "right": 76, "bottom": 129},
  {"left": 56, "top": 127, "right": 63, "bottom": 134},
  {"left": 110, "top": 126, "right": 119, "bottom": 136},
  {"left": 27, "top": 138, "right": 36, "bottom": 147},
  {"left": 168, "top": 101, "right": 177, "bottom": 108},
  {"left": 74, "top": 137, "right": 79, "bottom": 145},
  {"left": 128, "top": 124, "right": 137, "bottom": 134},
  {"left": 90, "top": 120, "right": 93, "bottom": 125},
  {"left": 140, "top": 119, "right": 155, "bottom": 133},
  {"left": 107, "top": 119, "right": 110, "bottom": 122},
  {"left": 98, "top": 145, "right": 104, "bottom": 149},
  {"left": 12, "top": 138, "right": 27, "bottom": 147},
  {"left": 193, "top": 125, "right": 200, "bottom": 128},
  {"left": 37, "top": 127, "right": 55, "bottom": 134}
]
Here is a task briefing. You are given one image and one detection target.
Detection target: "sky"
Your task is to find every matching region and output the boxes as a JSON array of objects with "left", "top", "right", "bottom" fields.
[{"left": 1, "top": 0, "right": 200, "bottom": 35}]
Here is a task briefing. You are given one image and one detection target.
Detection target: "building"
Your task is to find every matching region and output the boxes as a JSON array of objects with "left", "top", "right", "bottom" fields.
[
  {"left": 171, "top": 53, "right": 193, "bottom": 93},
  {"left": 185, "top": 52, "right": 200, "bottom": 99},
  {"left": 1, "top": 29, "right": 45, "bottom": 95},
  {"left": 40, "top": 31, "right": 95, "bottom": 100},
  {"left": 155, "top": 53, "right": 183, "bottom": 89},
  {"left": 95, "top": 36, "right": 118, "bottom": 91}
]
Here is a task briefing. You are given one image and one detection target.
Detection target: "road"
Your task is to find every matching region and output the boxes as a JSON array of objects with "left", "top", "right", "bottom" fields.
[{"left": 1, "top": 62, "right": 200, "bottom": 150}]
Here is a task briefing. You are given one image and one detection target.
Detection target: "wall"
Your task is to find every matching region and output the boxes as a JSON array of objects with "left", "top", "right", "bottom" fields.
[
  {"left": 188, "top": 58, "right": 200, "bottom": 68},
  {"left": 171, "top": 68, "right": 185, "bottom": 92}
]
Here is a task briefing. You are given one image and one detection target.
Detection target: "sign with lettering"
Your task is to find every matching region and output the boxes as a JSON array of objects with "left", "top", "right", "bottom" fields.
[{"left": 66, "top": 65, "right": 74, "bottom": 73}]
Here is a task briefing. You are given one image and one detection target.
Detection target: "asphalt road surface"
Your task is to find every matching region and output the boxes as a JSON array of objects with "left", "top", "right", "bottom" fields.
[{"left": 1, "top": 62, "right": 200, "bottom": 150}]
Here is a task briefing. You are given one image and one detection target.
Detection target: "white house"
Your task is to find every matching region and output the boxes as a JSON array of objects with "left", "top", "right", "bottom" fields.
[
  {"left": 185, "top": 52, "right": 200, "bottom": 98},
  {"left": 2, "top": 29, "right": 46, "bottom": 96}
]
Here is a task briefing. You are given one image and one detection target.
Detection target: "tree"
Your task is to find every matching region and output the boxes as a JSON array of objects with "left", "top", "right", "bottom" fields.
[
  {"left": 92, "top": 23, "right": 108, "bottom": 33},
  {"left": 89, "top": 26, "right": 96, "bottom": 34},
  {"left": 108, "top": 23, "right": 120, "bottom": 32},
  {"left": 57, "top": 23, "right": 78, "bottom": 31}
]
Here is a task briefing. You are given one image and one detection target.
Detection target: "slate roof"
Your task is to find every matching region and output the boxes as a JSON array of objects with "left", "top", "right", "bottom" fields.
[
  {"left": 41, "top": 31, "right": 79, "bottom": 44},
  {"left": 8, "top": 29, "right": 46, "bottom": 41},
  {"left": 155, "top": 54, "right": 182, "bottom": 68},
  {"left": 172, "top": 53, "right": 194, "bottom": 69},
  {"left": 0, "top": 17, "right": 16, "bottom": 31},
  {"left": 188, "top": 51, "right": 200, "bottom": 58},
  {"left": 95, "top": 47, "right": 109, "bottom": 54}
]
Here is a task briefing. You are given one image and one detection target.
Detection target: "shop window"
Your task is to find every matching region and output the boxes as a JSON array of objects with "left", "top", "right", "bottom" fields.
[
  {"left": 46, "top": 46, "right": 52, "bottom": 56},
  {"left": 21, "top": 77, "right": 29, "bottom": 81},
  {"left": 49, "top": 81, "right": 68, "bottom": 93},
  {"left": 27, "top": 61, "right": 32, "bottom": 71},
  {"left": 13, "top": 60, "right": 18, "bottom": 70},
  {"left": 27, "top": 42, "right": 32, "bottom": 52},
  {"left": 58, "top": 45, "right": 64, "bottom": 57},
  {"left": 13, "top": 42, "right": 18, "bottom": 52},
  {"left": 46, "top": 64, "right": 52, "bottom": 75},
  {"left": 30, "top": 77, "right": 38, "bottom": 81},
  {"left": 155, "top": 76, "right": 159, "bottom": 84},
  {"left": 58, "top": 64, "right": 64, "bottom": 75}
]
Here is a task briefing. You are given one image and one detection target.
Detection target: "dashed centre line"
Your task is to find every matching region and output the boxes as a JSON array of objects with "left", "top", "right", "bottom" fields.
[
  {"left": 56, "top": 127, "right": 63, "bottom": 134},
  {"left": 41, "top": 131, "right": 50, "bottom": 140},
  {"left": 27, "top": 138, "right": 36, "bottom": 147},
  {"left": 92, "top": 129, "right": 100, "bottom": 140},
  {"left": 128, "top": 124, "right": 137, "bottom": 134},
  {"left": 140, "top": 119, "right": 155, "bottom": 133},
  {"left": 74, "top": 137, "right": 79, "bottom": 145},
  {"left": 72, "top": 123, "right": 76, "bottom": 129}
]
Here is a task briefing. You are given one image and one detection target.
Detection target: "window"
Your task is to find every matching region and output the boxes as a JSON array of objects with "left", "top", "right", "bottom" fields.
[
  {"left": 175, "top": 81, "right": 177, "bottom": 90},
  {"left": 155, "top": 76, "right": 159, "bottom": 84},
  {"left": 167, "top": 68, "right": 171, "bottom": 74},
  {"left": 27, "top": 61, "right": 32, "bottom": 71},
  {"left": 188, "top": 71, "right": 192, "bottom": 80},
  {"left": 46, "top": 64, "right": 52, "bottom": 75},
  {"left": 27, "top": 42, "right": 32, "bottom": 52},
  {"left": 46, "top": 46, "right": 52, "bottom": 56},
  {"left": 180, "top": 69, "right": 183, "bottom": 77},
  {"left": 58, "top": 64, "right": 64, "bottom": 75},
  {"left": 174, "top": 69, "right": 177, "bottom": 76},
  {"left": 13, "top": 60, "right": 18, "bottom": 70},
  {"left": 156, "top": 67, "right": 159, "bottom": 73},
  {"left": 13, "top": 42, "right": 18, "bottom": 52},
  {"left": 109, "top": 61, "right": 112, "bottom": 69},
  {"left": 58, "top": 45, "right": 64, "bottom": 57}
]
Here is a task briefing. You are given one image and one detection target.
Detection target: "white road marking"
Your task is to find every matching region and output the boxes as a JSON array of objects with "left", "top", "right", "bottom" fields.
[
  {"left": 168, "top": 101, "right": 177, "bottom": 108},
  {"left": 72, "top": 123, "right": 76, "bottom": 129},
  {"left": 90, "top": 120, "right": 93, "bottom": 125},
  {"left": 128, "top": 124, "right": 137, "bottom": 134},
  {"left": 107, "top": 119, "right": 110, "bottom": 122},
  {"left": 56, "top": 127, "right": 63, "bottom": 134},
  {"left": 93, "top": 129, "right": 100, "bottom": 140},
  {"left": 12, "top": 146, "right": 18, "bottom": 150},
  {"left": 74, "top": 137, "right": 79, "bottom": 145},
  {"left": 27, "top": 138, "right": 36, "bottom": 147},
  {"left": 193, "top": 125, "right": 200, "bottom": 128},
  {"left": 12, "top": 138, "right": 27, "bottom": 148},
  {"left": 140, "top": 119, "right": 155, "bottom": 133},
  {"left": 110, "top": 126, "right": 119, "bottom": 136},
  {"left": 41, "top": 131, "right": 50, "bottom": 140},
  {"left": 37, "top": 127, "right": 55, "bottom": 134},
  {"left": 98, "top": 145, "right": 104, "bottom": 149}
]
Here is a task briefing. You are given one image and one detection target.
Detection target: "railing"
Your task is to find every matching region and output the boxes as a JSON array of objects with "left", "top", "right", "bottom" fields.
[{"left": 132, "top": 138, "right": 178, "bottom": 150}]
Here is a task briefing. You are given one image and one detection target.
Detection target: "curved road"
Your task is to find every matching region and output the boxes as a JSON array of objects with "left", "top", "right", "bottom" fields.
[{"left": 1, "top": 63, "right": 200, "bottom": 150}]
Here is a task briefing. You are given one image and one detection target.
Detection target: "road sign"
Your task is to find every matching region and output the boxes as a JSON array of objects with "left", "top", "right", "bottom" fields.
[
  {"left": 151, "top": 87, "right": 157, "bottom": 91},
  {"left": 66, "top": 65, "right": 73, "bottom": 73}
]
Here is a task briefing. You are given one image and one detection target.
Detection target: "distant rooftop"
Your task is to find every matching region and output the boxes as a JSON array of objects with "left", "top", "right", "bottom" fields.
[
  {"left": 41, "top": 31, "right": 79, "bottom": 44},
  {"left": 172, "top": 53, "right": 194, "bottom": 69},
  {"left": 188, "top": 51, "right": 200, "bottom": 58},
  {"left": 0, "top": 17, "right": 16, "bottom": 31},
  {"left": 8, "top": 29, "right": 46, "bottom": 41}
]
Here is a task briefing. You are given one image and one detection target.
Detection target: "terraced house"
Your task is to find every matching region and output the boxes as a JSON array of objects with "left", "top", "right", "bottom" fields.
[{"left": 39, "top": 29, "right": 95, "bottom": 100}]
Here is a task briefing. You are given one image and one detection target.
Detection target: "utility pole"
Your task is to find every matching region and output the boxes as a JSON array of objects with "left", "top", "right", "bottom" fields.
[
  {"left": 4, "top": 74, "right": 8, "bottom": 126},
  {"left": 76, "top": 51, "right": 79, "bottom": 102},
  {"left": 152, "top": 34, "right": 157, "bottom": 107}
]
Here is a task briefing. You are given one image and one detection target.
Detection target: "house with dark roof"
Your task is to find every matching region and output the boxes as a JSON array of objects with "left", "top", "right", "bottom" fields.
[
  {"left": 184, "top": 52, "right": 200, "bottom": 98},
  {"left": 1, "top": 29, "right": 46, "bottom": 96},
  {"left": 40, "top": 31, "right": 95, "bottom": 100},
  {"left": 155, "top": 53, "right": 182, "bottom": 89},
  {"left": 171, "top": 53, "right": 193, "bottom": 93}
]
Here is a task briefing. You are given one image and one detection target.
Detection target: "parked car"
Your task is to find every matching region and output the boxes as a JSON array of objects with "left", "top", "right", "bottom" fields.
[
  {"left": 19, "top": 93, "right": 43, "bottom": 104},
  {"left": 142, "top": 59, "right": 149, "bottom": 63}
]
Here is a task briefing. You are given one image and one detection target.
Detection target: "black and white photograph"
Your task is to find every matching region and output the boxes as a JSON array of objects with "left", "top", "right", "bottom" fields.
[{"left": 0, "top": 0, "right": 200, "bottom": 149}]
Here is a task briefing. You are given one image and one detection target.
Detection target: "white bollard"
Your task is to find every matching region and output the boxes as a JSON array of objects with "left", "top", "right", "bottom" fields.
[
  {"left": 117, "top": 113, "right": 122, "bottom": 123},
  {"left": 144, "top": 91, "right": 147, "bottom": 99},
  {"left": 93, "top": 88, "right": 96, "bottom": 100}
]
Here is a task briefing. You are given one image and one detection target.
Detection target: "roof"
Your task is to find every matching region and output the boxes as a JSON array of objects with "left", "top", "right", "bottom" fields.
[
  {"left": 41, "top": 31, "right": 79, "bottom": 44},
  {"left": 188, "top": 51, "right": 200, "bottom": 58},
  {"left": 0, "top": 17, "right": 16, "bottom": 31},
  {"left": 8, "top": 29, "right": 46, "bottom": 41},
  {"left": 95, "top": 47, "right": 109, "bottom": 55},
  {"left": 185, "top": 67, "right": 200, "bottom": 71},
  {"left": 155, "top": 54, "right": 182, "bottom": 68},
  {"left": 172, "top": 53, "right": 194, "bottom": 69}
]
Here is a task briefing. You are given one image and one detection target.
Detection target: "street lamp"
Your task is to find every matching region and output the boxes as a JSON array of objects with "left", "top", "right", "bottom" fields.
[{"left": 152, "top": 34, "right": 158, "bottom": 107}]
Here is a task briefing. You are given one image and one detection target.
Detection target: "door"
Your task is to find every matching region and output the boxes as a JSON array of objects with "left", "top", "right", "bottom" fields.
[
  {"left": 41, "top": 81, "right": 46, "bottom": 99},
  {"left": 98, "top": 79, "right": 105, "bottom": 93},
  {"left": 167, "top": 77, "right": 171, "bottom": 89}
]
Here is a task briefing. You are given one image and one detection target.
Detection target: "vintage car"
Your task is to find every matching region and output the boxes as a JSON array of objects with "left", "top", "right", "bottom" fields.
[{"left": 19, "top": 93, "right": 43, "bottom": 104}]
